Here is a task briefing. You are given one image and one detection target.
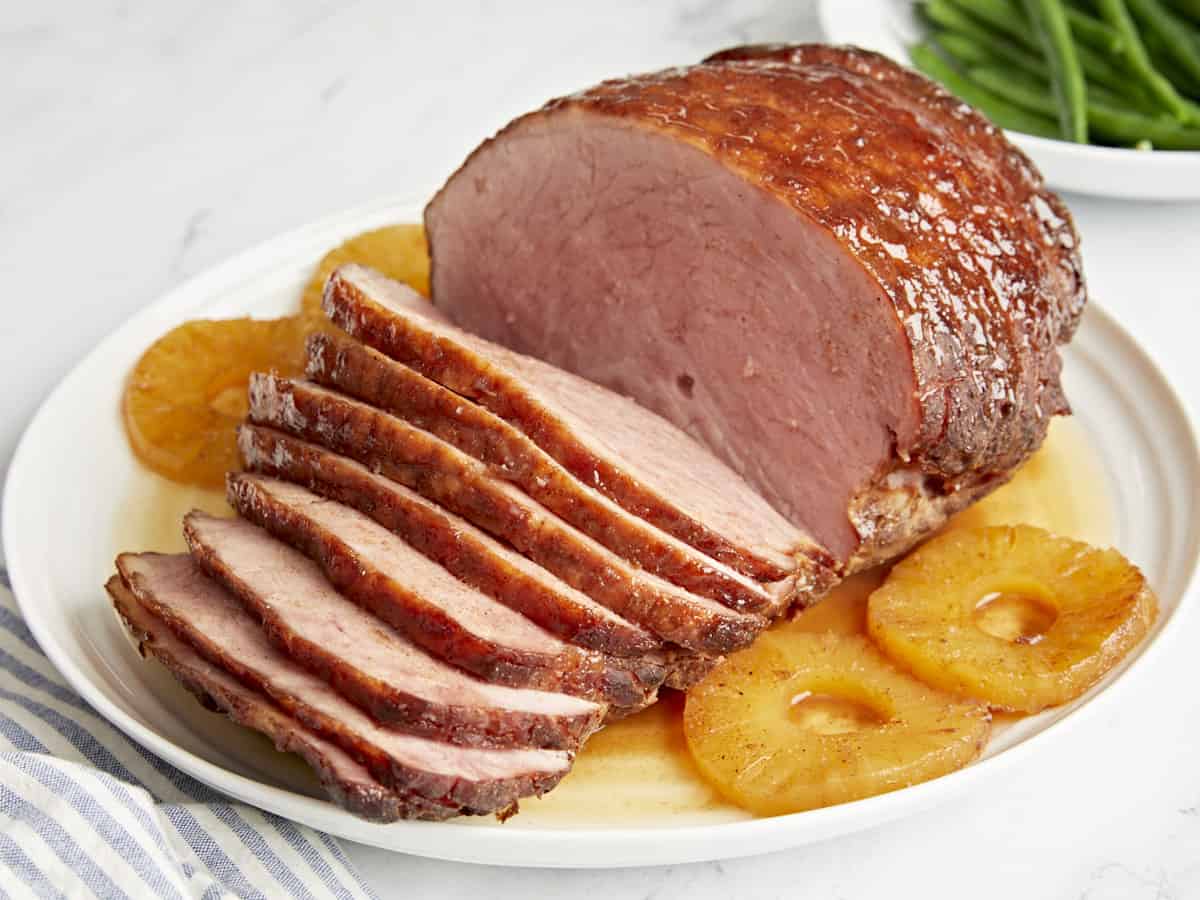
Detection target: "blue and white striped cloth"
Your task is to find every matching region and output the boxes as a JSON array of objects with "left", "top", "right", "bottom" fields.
[{"left": 0, "top": 567, "right": 379, "bottom": 900}]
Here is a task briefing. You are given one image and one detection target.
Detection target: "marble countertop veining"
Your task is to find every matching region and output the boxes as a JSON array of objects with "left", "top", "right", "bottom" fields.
[{"left": 3, "top": 2, "right": 1199, "bottom": 897}]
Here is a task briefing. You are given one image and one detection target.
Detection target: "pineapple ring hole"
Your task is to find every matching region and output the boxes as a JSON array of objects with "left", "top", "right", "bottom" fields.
[
  {"left": 973, "top": 586, "right": 1059, "bottom": 645},
  {"left": 789, "top": 690, "right": 889, "bottom": 736}
]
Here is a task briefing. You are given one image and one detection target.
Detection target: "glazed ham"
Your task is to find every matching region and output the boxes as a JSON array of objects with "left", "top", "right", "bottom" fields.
[
  {"left": 245, "top": 375, "right": 764, "bottom": 655},
  {"left": 182, "top": 512, "right": 604, "bottom": 746},
  {"left": 236, "top": 424, "right": 663, "bottom": 661},
  {"left": 112, "top": 556, "right": 571, "bottom": 819},
  {"left": 425, "top": 44, "right": 1084, "bottom": 568},
  {"left": 322, "top": 264, "right": 831, "bottom": 595},
  {"left": 107, "top": 577, "right": 414, "bottom": 822},
  {"left": 109, "top": 44, "right": 1085, "bottom": 822}
]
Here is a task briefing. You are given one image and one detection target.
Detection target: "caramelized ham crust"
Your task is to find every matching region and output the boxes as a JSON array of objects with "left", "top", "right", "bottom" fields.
[{"left": 424, "top": 44, "right": 1085, "bottom": 568}]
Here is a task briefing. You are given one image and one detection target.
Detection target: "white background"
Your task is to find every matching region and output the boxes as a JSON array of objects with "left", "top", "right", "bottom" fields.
[{"left": 3, "top": 2, "right": 1199, "bottom": 897}]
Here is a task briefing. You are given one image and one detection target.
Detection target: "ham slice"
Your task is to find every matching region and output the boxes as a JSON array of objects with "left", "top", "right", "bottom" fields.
[
  {"left": 112, "top": 555, "right": 571, "bottom": 818},
  {"left": 226, "top": 472, "right": 654, "bottom": 707},
  {"left": 245, "top": 375, "right": 764, "bottom": 654},
  {"left": 236, "top": 422, "right": 661, "bottom": 662},
  {"left": 183, "top": 512, "right": 604, "bottom": 746},
  {"left": 322, "top": 264, "right": 835, "bottom": 598},
  {"left": 107, "top": 576, "right": 415, "bottom": 822}
]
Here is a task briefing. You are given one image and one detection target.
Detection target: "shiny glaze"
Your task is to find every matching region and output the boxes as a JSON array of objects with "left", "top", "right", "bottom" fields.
[{"left": 533, "top": 44, "right": 1086, "bottom": 490}]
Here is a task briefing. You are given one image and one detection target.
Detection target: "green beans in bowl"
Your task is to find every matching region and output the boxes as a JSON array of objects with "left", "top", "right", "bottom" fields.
[{"left": 913, "top": 0, "right": 1200, "bottom": 150}]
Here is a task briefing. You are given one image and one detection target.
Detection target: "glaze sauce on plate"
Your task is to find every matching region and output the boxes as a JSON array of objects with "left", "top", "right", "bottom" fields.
[{"left": 114, "top": 416, "right": 1113, "bottom": 825}]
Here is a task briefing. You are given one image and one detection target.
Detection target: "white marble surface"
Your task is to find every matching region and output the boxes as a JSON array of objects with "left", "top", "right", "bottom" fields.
[{"left": 3, "top": 1, "right": 1199, "bottom": 897}]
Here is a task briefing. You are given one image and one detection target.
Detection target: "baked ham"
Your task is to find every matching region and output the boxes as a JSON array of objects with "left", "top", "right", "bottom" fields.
[
  {"left": 182, "top": 512, "right": 604, "bottom": 746},
  {"left": 424, "top": 44, "right": 1085, "bottom": 569},
  {"left": 226, "top": 473, "right": 651, "bottom": 708},
  {"left": 235, "top": 422, "right": 661, "bottom": 661},
  {"left": 108, "top": 44, "right": 1085, "bottom": 824},
  {"left": 323, "top": 264, "right": 832, "bottom": 603},
  {"left": 111, "top": 556, "right": 571, "bottom": 819},
  {"left": 245, "top": 376, "right": 763, "bottom": 655}
]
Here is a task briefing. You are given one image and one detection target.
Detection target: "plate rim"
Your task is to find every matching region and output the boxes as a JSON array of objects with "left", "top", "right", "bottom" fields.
[{"left": 5, "top": 195, "right": 1200, "bottom": 867}]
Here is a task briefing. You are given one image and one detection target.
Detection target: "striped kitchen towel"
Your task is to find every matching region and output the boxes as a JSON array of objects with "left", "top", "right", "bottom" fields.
[{"left": 0, "top": 568, "right": 379, "bottom": 900}]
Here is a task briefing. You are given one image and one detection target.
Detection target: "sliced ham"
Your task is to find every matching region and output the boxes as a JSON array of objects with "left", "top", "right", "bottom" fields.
[
  {"left": 322, "top": 264, "right": 835, "bottom": 596},
  {"left": 306, "top": 328, "right": 825, "bottom": 613},
  {"left": 226, "top": 472, "right": 654, "bottom": 708},
  {"left": 112, "top": 555, "right": 571, "bottom": 817},
  {"left": 246, "top": 375, "right": 764, "bottom": 654},
  {"left": 183, "top": 512, "right": 604, "bottom": 747},
  {"left": 107, "top": 576, "right": 415, "bottom": 822},
  {"left": 236, "top": 422, "right": 662, "bottom": 663}
]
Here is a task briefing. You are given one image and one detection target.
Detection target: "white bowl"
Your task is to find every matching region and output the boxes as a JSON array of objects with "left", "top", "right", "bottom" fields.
[{"left": 818, "top": 0, "right": 1200, "bottom": 200}]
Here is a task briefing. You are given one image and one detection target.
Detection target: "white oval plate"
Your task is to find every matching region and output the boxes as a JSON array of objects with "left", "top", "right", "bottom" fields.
[
  {"left": 4, "top": 197, "right": 1199, "bottom": 868},
  {"left": 818, "top": 0, "right": 1200, "bottom": 200}
]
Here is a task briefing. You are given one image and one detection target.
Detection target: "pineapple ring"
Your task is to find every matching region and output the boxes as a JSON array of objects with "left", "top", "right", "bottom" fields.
[
  {"left": 867, "top": 525, "right": 1157, "bottom": 713},
  {"left": 683, "top": 631, "right": 989, "bottom": 816},
  {"left": 299, "top": 224, "right": 429, "bottom": 318},
  {"left": 123, "top": 316, "right": 307, "bottom": 487}
]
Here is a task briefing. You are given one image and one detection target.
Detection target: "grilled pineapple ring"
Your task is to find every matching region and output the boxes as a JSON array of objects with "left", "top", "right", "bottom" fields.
[
  {"left": 123, "top": 317, "right": 307, "bottom": 487},
  {"left": 868, "top": 525, "right": 1157, "bottom": 713},
  {"left": 300, "top": 224, "right": 429, "bottom": 318},
  {"left": 683, "top": 631, "right": 989, "bottom": 816}
]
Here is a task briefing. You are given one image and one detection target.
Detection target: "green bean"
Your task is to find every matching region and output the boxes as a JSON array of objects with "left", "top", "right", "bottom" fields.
[
  {"left": 968, "top": 64, "right": 1200, "bottom": 146},
  {"left": 1164, "top": 2, "right": 1200, "bottom": 35},
  {"left": 968, "top": 65, "right": 1067, "bottom": 115},
  {"left": 1164, "top": 0, "right": 1200, "bottom": 23},
  {"left": 909, "top": 42, "right": 1062, "bottom": 137},
  {"left": 923, "top": 1, "right": 1132, "bottom": 90},
  {"left": 921, "top": 21, "right": 1046, "bottom": 72},
  {"left": 929, "top": 14, "right": 1164, "bottom": 111},
  {"left": 1065, "top": 7, "right": 1125, "bottom": 51},
  {"left": 1144, "top": 27, "right": 1200, "bottom": 95},
  {"left": 1127, "top": 0, "right": 1200, "bottom": 85},
  {"left": 968, "top": 62, "right": 1124, "bottom": 108},
  {"left": 944, "top": 0, "right": 1030, "bottom": 43},
  {"left": 1089, "top": 100, "right": 1200, "bottom": 145},
  {"left": 923, "top": 1, "right": 1028, "bottom": 48},
  {"left": 945, "top": 0, "right": 1123, "bottom": 52},
  {"left": 1096, "top": 0, "right": 1195, "bottom": 119},
  {"left": 1023, "top": 0, "right": 1089, "bottom": 141},
  {"left": 1077, "top": 35, "right": 1143, "bottom": 89},
  {"left": 933, "top": 31, "right": 1003, "bottom": 66}
]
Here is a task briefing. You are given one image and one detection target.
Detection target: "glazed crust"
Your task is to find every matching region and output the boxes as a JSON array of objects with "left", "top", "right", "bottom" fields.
[{"left": 523, "top": 43, "right": 1084, "bottom": 492}]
